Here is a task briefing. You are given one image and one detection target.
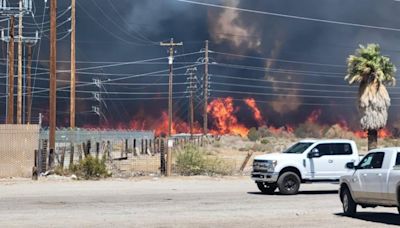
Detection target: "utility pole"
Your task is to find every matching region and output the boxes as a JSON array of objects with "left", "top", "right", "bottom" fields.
[
  {"left": 26, "top": 44, "right": 32, "bottom": 124},
  {"left": 16, "top": 0, "right": 22, "bottom": 124},
  {"left": 203, "top": 40, "right": 209, "bottom": 135},
  {"left": 0, "top": 0, "right": 33, "bottom": 124},
  {"left": 49, "top": 0, "right": 57, "bottom": 168},
  {"left": 6, "top": 16, "right": 14, "bottom": 124},
  {"left": 160, "top": 38, "right": 183, "bottom": 136},
  {"left": 70, "top": 0, "right": 76, "bottom": 128},
  {"left": 186, "top": 67, "right": 197, "bottom": 139}
]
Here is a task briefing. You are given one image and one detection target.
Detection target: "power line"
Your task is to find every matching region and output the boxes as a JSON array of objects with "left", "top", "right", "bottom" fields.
[
  {"left": 177, "top": 0, "right": 400, "bottom": 32},
  {"left": 210, "top": 89, "right": 400, "bottom": 100},
  {"left": 76, "top": 1, "right": 156, "bottom": 46},
  {"left": 213, "top": 51, "right": 346, "bottom": 68},
  {"left": 210, "top": 74, "right": 400, "bottom": 89},
  {"left": 214, "top": 62, "right": 344, "bottom": 77},
  {"left": 91, "top": 0, "right": 155, "bottom": 45}
]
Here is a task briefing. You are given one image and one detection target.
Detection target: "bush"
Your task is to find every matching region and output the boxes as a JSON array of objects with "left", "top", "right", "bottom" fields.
[
  {"left": 258, "top": 126, "right": 273, "bottom": 137},
  {"left": 247, "top": 127, "right": 260, "bottom": 141},
  {"left": 294, "top": 123, "right": 324, "bottom": 138},
  {"left": 70, "top": 155, "right": 111, "bottom": 179},
  {"left": 175, "top": 145, "right": 232, "bottom": 176},
  {"left": 260, "top": 138, "right": 269, "bottom": 145}
]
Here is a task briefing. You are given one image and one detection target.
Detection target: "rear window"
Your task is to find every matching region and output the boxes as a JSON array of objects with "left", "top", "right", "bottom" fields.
[
  {"left": 314, "top": 143, "right": 352, "bottom": 156},
  {"left": 396, "top": 153, "right": 400, "bottom": 166}
]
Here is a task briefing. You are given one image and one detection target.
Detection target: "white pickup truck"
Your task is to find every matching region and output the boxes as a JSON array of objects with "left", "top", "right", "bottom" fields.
[
  {"left": 251, "top": 139, "right": 360, "bottom": 195},
  {"left": 339, "top": 148, "right": 400, "bottom": 216}
]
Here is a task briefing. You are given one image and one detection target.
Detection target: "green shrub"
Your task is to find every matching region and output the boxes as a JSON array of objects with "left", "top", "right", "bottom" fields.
[
  {"left": 294, "top": 123, "right": 324, "bottom": 138},
  {"left": 70, "top": 155, "right": 111, "bottom": 179},
  {"left": 258, "top": 126, "right": 273, "bottom": 137},
  {"left": 260, "top": 138, "right": 269, "bottom": 144},
  {"left": 175, "top": 145, "right": 232, "bottom": 176},
  {"left": 247, "top": 127, "right": 260, "bottom": 141}
]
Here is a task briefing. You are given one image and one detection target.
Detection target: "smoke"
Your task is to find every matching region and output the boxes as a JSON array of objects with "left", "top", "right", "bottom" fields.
[
  {"left": 2, "top": 0, "right": 400, "bottom": 131},
  {"left": 208, "top": 0, "right": 261, "bottom": 51}
]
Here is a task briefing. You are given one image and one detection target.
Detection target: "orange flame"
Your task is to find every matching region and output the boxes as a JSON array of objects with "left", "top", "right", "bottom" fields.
[
  {"left": 244, "top": 98, "right": 265, "bottom": 125},
  {"left": 307, "top": 109, "right": 322, "bottom": 124},
  {"left": 207, "top": 97, "right": 249, "bottom": 137}
]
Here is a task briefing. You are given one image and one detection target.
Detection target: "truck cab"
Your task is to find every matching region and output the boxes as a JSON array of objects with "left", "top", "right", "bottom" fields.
[
  {"left": 339, "top": 148, "right": 400, "bottom": 216},
  {"left": 252, "top": 139, "right": 359, "bottom": 195}
]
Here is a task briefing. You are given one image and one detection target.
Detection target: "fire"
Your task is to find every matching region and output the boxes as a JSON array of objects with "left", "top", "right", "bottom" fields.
[
  {"left": 285, "top": 125, "right": 294, "bottom": 134},
  {"left": 244, "top": 98, "right": 265, "bottom": 125},
  {"left": 379, "top": 128, "right": 392, "bottom": 138},
  {"left": 348, "top": 129, "right": 391, "bottom": 139},
  {"left": 306, "top": 109, "right": 322, "bottom": 124},
  {"left": 353, "top": 130, "right": 367, "bottom": 138},
  {"left": 207, "top": 97, "right": 249, "bottom": 137}
]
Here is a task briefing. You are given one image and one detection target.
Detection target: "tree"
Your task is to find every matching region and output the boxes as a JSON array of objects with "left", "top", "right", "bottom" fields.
[{"left": 345, "top": 44, "right": 396, "bottom": 150}]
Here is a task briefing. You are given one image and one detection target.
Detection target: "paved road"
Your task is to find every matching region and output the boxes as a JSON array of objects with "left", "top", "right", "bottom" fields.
[{"left": 0, "top": 177, "right": 398, "bottom": 227}]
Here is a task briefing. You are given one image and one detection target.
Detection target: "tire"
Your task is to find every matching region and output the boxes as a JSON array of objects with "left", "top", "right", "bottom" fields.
[
  {"left": 341, "top": 187, "right": 357, "bottom": 216},
  {"left": 277, "top": 172, "right": 301, "bottom": 195},
  {"left": 257, "top": 182, "right": 277, "bottom": 194}
]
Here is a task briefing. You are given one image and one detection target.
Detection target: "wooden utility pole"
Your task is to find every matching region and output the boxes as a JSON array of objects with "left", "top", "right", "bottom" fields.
[
  {"left": 203, "top": 40, "right": 209, "bottom": 135},
  {"left": 6, "top": 16, "right": 15, "bottom": 124},
  {"left": 70, "top": 0, "right": 76, "bottom": 128},
  {"left": 160, "top": 38, "right": 183, "bottom": 137},
  {"left": 26, "top": 44, "right": 32, "bottom": 124},
  {"left": 49, "top": 0, "right": 57, "bottom": 168},
  {"left": 16, "top": 0, "right": 22, "bottom": 124}
]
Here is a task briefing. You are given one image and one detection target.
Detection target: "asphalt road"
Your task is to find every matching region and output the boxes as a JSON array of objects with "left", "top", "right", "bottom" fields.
[{"left": 0, "top": 177, "right": 398, "bottom": 227}]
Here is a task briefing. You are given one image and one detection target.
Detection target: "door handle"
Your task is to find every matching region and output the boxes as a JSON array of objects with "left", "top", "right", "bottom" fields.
[
  {"left": 362, "top": 173, "right": 367, "bottom": 176},
  {"left": 377, "top": 173, "right": 382, "bottom": 176},
  {"left": 328, "top": 159, "right": 333, "bottom": 163}
]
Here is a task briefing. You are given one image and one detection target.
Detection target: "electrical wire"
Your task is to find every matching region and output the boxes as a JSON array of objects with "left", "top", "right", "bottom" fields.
[
  {"left": 177, "top": 0, "right": 400, "bottom": 32},
  {"left": 213, "top": 51, "right": 346, "bottom": 68}
]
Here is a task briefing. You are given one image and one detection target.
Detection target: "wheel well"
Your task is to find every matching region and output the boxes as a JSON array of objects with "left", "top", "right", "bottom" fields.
[
  {"left": 279, "top": 167, "right": 301, "bottom": 180},
  {"left": 397, "top": 185, "right": 400, "bottom": 205},
  {"left": 340, "top": 183, "right": 349, "bottom": 194},
  {"left": 340, "top": 183, "right": 351, "bottom": 202}
]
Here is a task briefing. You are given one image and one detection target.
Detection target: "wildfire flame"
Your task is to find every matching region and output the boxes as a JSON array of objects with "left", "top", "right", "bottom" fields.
[
  {"left": 207, "top": 97, "right": 249, "bottom": 137},
  {"left": 244, "top": 98, "right": 265, "bottom": 125},
  {"left": 306, "top": 109, "right": 322, "bottom": 124},
  {"left": 81, "top": 99, "right": 393, "bottom": 139}
]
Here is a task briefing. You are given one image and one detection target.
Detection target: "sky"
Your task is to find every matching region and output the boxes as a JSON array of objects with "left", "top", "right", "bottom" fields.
[{"left": 1, "top": 0, "right": 400, "bottom": 130}]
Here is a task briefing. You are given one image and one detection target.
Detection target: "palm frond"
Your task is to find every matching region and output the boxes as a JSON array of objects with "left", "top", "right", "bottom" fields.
[{"left": 345, "top": 43, "right": 396, "bottom": 86}]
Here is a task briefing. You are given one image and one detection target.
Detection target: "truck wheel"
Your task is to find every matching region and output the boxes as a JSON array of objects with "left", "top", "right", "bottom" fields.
[
  {"left": 277, "top": 172, "right": 300, "bottom": 195},
  {"left": 341, "top": 187, "right": 357, "bottom": 216},
  {"left": 257, "top": 182, "right": 277, "bottom": 194}
]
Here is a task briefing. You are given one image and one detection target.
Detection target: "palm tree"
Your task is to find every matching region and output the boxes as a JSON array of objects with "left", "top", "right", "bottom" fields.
[{"left": 345, "top": 44, "right": 396, "bottom": 150}]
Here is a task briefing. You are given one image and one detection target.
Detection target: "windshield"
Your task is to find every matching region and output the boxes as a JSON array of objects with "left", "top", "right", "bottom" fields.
[{"left": 283, "top": 142, "right": 313, "bottom": 154}]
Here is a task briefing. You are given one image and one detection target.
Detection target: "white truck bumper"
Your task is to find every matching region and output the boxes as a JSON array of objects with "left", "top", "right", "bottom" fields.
[{"left": 251, "top": 171, "right": 279, "bottom": 183}]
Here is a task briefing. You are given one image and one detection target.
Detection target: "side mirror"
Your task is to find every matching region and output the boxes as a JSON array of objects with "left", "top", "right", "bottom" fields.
[
  {"left": 346, "top": 162, "right": 355, "bottom": 169},
  {"left": 308, "top": 148, "right": 320, "bottom": 158}
]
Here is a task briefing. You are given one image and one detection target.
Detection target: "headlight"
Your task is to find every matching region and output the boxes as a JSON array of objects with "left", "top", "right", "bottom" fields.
[{"left": 253, "top": 160, "right": 277, "bottom": 172}]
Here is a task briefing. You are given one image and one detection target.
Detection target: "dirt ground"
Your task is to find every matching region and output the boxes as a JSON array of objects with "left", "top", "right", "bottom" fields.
[{"left": 0, "top": 177, "right": 398, "bottom": 228}]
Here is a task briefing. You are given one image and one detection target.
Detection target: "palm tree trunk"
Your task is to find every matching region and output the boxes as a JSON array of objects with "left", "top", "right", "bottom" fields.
[{"left": 367, "top": 129, "right": 378, "bottom": 151}]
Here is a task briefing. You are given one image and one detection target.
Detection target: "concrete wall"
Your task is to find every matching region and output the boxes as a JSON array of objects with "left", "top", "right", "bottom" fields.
[{"left": 0, "top": 124, "right": 40, "bottom": 178}]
